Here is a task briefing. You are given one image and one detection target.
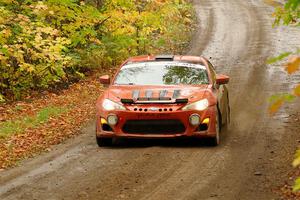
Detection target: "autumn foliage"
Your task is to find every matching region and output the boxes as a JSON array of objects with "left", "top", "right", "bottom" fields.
[
  {"left": 271, "top": 0, "right": 300, "bottom": 195},
  {"left": 0, "top": 0, "right": 194, "bottom": 101},
  {"left": 268, "top": 0, "right": 300, "bottom": 114}
]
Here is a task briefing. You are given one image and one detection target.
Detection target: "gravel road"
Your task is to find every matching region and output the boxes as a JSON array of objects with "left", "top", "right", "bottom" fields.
[{"left": 1, "top": 0, "right": 300, "bottom": 199}]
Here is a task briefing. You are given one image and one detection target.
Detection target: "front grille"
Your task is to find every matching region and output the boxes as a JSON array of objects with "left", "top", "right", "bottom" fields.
[{"left": 122, "top": 120, "right": 185, "bottom": 134}]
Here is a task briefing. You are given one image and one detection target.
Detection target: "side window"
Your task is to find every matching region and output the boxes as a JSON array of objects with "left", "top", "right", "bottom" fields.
[{"left": 207, "top": 62, "right": 216, "bottom": 84}]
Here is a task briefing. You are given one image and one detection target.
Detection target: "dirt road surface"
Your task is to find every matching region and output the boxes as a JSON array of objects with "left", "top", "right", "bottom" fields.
[{"left": 1, "top": 0, "right": 300, "bottom": 199}]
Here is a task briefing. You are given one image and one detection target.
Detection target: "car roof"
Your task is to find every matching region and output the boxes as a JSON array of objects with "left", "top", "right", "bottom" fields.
[{"left": 124, "top": 55, "right": 208, "bottom": 65}]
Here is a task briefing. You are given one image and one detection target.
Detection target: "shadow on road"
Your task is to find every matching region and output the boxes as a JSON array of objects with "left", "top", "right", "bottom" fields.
[
  {"left": 111, "top": 138, "right": 211, "bottom": 148},
  {"left": 99, "top": 126, "right": 231, "bottom": 149}
]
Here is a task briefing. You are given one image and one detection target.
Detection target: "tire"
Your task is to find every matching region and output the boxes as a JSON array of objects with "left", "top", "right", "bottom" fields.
[
  {"left": 226, "top": 94, "right": 231, "bottom": 125},
  {"left": 207, "top": 111, "right": 221, "bottom": 146},
  {"left": 96, "top": 136, "right": 113, "bottom": 147},
  {"left": 222, "top": 105, "right": 230, "bottom": 127}
]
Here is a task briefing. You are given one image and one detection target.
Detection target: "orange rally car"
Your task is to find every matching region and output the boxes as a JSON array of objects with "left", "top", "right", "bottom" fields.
[{"left": 96, "top": 55, "right": 230, "bottom": 146}]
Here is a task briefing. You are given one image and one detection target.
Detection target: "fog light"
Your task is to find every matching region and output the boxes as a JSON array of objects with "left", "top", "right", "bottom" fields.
[
  {"left": 189, "top": 114, "right": 200, "bottom": 126},
  {"left": 202, "top": 118, "right": 210, "bottom": 124},
  {"left": 107, "top": 114, "right": 118, "bottom": 126},
  {"left": 101, "top": 118, "right": 108, "bottom": 124}
]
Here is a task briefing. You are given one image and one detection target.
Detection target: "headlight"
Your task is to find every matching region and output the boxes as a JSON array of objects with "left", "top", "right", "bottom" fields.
[
  {"left": 182, "top": 99, "right": 209, "bottom": 111},
  {"left": 102, "top": 99, "right": 126, "bottom": 111}
]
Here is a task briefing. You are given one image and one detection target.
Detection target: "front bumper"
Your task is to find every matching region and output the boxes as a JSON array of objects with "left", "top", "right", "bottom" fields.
[{"left": 96, "top": 106, "right": 217, "bottom": 139}]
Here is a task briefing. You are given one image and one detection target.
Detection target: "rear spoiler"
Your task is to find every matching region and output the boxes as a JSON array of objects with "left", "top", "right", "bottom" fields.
[{"left": 121, "top": 98, "right": 188, "bottom": 104}]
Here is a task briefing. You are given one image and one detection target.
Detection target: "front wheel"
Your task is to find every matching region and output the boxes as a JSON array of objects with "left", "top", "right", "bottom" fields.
[
  {"left": 207, "top": 112, "right": 221, "bottom": 146},
  {"left": 96, "top": 136, "right": 113, "bottom": 147}
]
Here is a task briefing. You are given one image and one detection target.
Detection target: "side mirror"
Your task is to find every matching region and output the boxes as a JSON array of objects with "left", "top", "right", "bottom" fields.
[
  {"left": 216, "top": 74, "right": 229, "bottom": 85},
  {"left": 99, "top": 75, "right": 110, "bottom": 85}
]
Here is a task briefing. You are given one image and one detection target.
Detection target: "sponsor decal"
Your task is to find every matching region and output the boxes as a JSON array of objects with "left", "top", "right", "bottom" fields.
[
  {"left": 137, "top": 113, "right": 171, "bottom": 119},
  {"left": 159, "top": 90, "right": 168, "bottom": 98},
  {"left": 132, "top": 90, "right": 139, "bottom": 100},
  {"left": 132, "top": 89, "right": 181, "bottom": 101},
  {"left": 172, "top": 90, "right": 181, "bottom": 99},
  {"left": 149, "top": 107, "right": 159, "bottom": 111},
  {"left": 145, "top": 90, "right": 153, "bottom": 98}
]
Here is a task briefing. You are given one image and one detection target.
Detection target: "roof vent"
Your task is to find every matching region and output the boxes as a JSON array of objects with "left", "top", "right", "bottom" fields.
[{"left": 155, "top": 55, "right": 174, "bottom": 61}]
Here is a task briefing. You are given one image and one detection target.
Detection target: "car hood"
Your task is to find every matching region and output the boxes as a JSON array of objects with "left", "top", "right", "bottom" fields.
[{"left": 106, "top": 85, "right": 210, "bottom": 103}]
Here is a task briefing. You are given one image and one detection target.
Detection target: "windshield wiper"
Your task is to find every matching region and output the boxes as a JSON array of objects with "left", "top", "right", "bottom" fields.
[{"left": 115, "top": 83, "right": 135, "bottom": 85}]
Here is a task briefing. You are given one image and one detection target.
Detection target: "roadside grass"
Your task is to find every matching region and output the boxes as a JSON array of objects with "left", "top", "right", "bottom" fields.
[{"left": 0, "top": 106, "right": 68, "bottom": 139}]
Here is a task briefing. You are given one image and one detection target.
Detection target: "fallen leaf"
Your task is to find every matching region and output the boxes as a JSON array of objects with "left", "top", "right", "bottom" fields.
[
  {"left": 294, "top": 84, "right": 300, "bottom": 97},
  {"left": 269, "top": 98, "right": 284, "bottom": 114},
  {"left": 285, "top": 56, "right": 300, "bottom": 74}
]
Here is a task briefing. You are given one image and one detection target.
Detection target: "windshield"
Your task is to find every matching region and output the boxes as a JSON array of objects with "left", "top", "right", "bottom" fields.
[{"left": 114, "top": 62, "right": 209, "bottom": 85}]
